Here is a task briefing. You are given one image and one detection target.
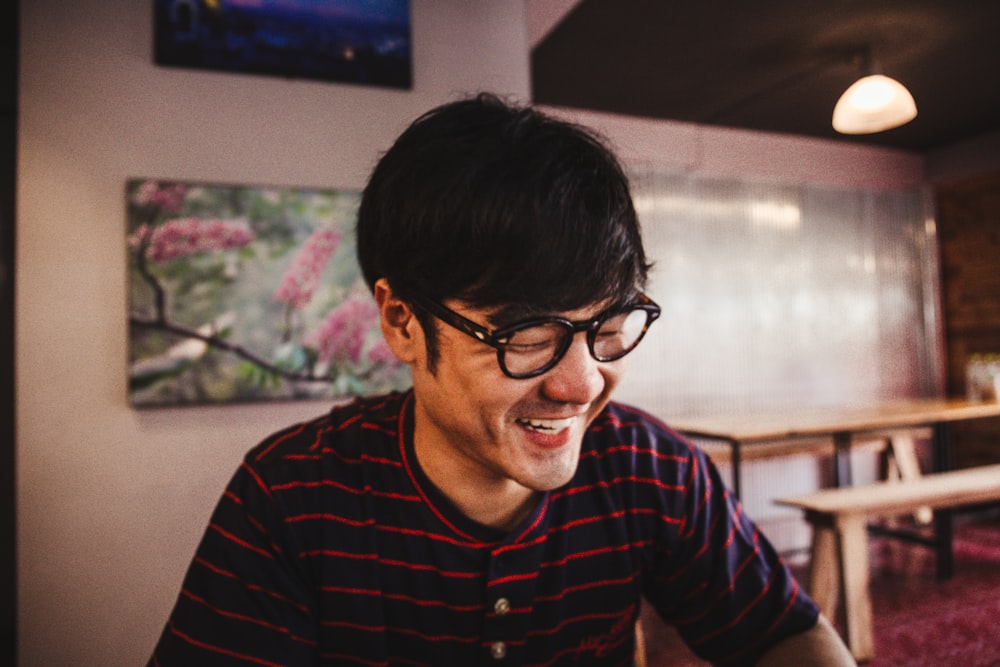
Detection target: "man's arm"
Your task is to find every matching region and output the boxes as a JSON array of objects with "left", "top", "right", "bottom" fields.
[
  {"left": 756, "top": 615, "right": 856, "bottom": 666},
  {"left": 149, "top": 454, "right": 318, "bottom": 665}
]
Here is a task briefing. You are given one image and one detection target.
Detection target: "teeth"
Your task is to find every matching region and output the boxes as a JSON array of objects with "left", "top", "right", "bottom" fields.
[{"left": 518, "top": 417, "right": 574, "bottom": 434}]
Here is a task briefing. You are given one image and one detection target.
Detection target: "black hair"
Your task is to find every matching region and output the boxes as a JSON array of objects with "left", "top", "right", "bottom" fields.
[{"left": 356, "top": 93, "right": 651, "bottom": 362}]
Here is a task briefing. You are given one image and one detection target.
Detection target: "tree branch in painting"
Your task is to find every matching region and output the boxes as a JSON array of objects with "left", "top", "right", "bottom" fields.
[{"left": 126, "top": 179, "right": 409, "bottom": 406}]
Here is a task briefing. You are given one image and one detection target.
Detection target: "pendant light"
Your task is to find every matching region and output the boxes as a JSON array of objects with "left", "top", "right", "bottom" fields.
[{"left": 832, "top": 49, "right": 917, "bottom": 134}]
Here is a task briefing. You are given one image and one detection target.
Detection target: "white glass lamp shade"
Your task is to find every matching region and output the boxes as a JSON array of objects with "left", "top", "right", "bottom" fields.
[{"left": 832, "top": 74, "right": 917, "bottom": 134}]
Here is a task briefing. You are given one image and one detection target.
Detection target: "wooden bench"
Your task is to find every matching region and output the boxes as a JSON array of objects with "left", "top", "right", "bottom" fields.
[{"left": 775, "top": 463, "right": 1000, "bottom": 662}]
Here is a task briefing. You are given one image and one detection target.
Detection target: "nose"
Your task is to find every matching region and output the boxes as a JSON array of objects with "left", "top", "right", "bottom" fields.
[{"left": 539, "top": 333, "right": 606, "bottom": 405}]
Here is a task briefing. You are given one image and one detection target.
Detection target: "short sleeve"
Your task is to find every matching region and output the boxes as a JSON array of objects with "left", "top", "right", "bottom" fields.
[
  {"left": 641, "top": 440, "right": 819, "bottom": 666},
  {"left": 148, "top": 456, "right": 318, "bottom": 666}
]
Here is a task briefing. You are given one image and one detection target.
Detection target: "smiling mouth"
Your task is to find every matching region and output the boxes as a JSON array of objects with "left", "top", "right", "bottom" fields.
[{"left": 517, "top": 417, "right": 575, "bottom": 434}]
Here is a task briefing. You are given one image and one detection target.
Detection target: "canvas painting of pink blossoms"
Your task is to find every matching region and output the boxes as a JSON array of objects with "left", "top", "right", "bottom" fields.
[{"left": 126, "top": 178, "right": 411, "bottom": 406}]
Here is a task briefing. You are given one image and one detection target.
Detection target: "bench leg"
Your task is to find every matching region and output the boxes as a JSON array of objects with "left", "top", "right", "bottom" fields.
[
  {"left": 807, "top": 524, "right": 839, "bottom": 619},
  {"left": 837, "top": 515, "right": 875, "bottom": 662}
]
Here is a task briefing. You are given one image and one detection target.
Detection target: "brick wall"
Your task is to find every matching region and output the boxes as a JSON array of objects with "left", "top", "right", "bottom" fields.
[{"left": 936, "top": 170, "right": 1000, "bottom": 467}]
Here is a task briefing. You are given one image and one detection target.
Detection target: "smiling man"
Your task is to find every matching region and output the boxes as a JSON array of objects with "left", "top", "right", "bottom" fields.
[{"left": 149, "top": 94, "right": 855, "bottom": 666}]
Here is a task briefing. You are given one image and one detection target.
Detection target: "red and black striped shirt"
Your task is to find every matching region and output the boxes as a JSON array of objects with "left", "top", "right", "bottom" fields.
[{"left": 150, "top": 391, "right": 817, "bottom": 666}]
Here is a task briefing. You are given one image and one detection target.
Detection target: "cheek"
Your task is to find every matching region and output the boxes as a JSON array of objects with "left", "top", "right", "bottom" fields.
[
  {"left": 429, "top": 354, "right": 526, "bottom": 414},
  {"left": 597, "top": 361, "right": 625, "bottom": 394},
  {"left": 604, "top": 368, "right": 625, "bottom": 393}
]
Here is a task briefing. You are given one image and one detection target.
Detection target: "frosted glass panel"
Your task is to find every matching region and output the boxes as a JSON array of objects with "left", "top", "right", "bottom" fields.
[{"left": 617, "top": 168, "right": 941, "bottom": 420}]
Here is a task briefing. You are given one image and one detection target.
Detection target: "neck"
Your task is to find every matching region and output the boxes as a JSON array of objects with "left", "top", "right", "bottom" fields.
[{"left": 412, "top": 428, "right": 540, "bottom": 533}]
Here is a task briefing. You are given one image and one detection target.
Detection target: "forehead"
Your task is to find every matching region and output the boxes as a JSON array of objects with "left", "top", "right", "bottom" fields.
[{"left": 483, "top": 299, "right": 616, "bottom": 328}]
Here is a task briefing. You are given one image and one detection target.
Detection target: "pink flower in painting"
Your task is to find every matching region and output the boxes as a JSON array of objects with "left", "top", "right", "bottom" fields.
[
  {"left": 273, "top": 228, "right": 343, "bottom": 310},
  {"left": 304, "top": 296, "right": 379, "bottom": 365},
  {"left": 133, "top": 181, "right": 189, "bottom": 213},
  {"left": 129, "top": 218, "right": 255, "bottom": 262}
]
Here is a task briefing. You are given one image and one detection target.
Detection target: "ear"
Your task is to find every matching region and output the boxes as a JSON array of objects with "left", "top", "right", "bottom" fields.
[{"left": 373, "top": 278, "right": 423, "bottom": 366}]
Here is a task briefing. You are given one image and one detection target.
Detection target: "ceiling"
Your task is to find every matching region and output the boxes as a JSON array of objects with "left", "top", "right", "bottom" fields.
[{"left": 530, "top": 0, "right": 1000, "bottom": 154}]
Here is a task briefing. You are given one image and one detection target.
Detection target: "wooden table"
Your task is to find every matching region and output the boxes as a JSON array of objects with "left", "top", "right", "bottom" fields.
[
  {"left": 670, "top": 398, "right": 1000, "bottom": 494},
  {"left": 668, "top": 397, "right": 1000, "bottom": 577}
]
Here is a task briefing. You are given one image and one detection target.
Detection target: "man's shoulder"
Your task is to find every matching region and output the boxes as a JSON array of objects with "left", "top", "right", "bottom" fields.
[
  {"left": 593, "top": 401, "right": 691, "bottom": 449},
  {"left": 247, "top": 390, "right": 409, "bottom": 466},
  {"left": 578, "top": 401, "right": 708, "bottom": 478}
]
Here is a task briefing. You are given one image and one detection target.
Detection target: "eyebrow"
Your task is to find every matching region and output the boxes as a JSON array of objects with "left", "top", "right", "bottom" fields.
[
  {"left": 480, "top": 303, "right": 545, "bottom": 329},
  {"left": 486, "top": 300, "right": 622, "bottom": 329}
]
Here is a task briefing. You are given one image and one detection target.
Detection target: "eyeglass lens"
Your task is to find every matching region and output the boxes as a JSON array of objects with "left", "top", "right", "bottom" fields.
[{"left": 501, "top": 308, "right": 651, "bottom": 377}]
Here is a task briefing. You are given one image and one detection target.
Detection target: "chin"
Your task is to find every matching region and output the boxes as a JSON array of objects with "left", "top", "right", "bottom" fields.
[{"left": 522, "top": 451, "right": 581, "bottom": 491}]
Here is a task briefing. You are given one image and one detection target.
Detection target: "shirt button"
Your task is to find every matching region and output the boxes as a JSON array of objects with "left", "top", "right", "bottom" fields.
[
  {"left": 494, "top": 597, "right": 511, "bottom": 616},
  {"left": 491, "top": 641, "right": 507, "bottom": 660}
]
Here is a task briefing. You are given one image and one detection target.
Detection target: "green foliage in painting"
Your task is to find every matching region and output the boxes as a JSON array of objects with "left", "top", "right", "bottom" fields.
[{"left": 126, "top": 179, "right": 411, "bottom": 406}]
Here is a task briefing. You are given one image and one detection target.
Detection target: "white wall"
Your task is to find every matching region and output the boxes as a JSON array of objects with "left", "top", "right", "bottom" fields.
[
  {"left": 17, "top": 1, "right": 925, "bottom": 665},
  {"left": 17, "top": 2, "right": 531, "bottom": 665}
]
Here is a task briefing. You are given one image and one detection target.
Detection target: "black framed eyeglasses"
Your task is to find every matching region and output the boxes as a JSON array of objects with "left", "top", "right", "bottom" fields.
[{"left": 411, "top": 293, "right": 661, "bottom": 379}]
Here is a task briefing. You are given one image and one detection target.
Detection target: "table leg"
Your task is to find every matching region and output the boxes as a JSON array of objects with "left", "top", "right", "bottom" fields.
[
  {"left": 731, "top": 440, "right": 742, "bottom": 499},
  {"left": 885, "top": 433, "right": 933, "bottom": 524},
  {"left": 932, "top": 422, "right": 955, "bottom": 580},
  {"left": 833, "top": 432, "right": 852, "bottom": 487}
]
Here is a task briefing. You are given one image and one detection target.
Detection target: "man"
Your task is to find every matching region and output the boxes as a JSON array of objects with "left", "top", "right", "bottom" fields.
[{"left": 150, "top": 94, "right": 854, "bottom": 665}]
